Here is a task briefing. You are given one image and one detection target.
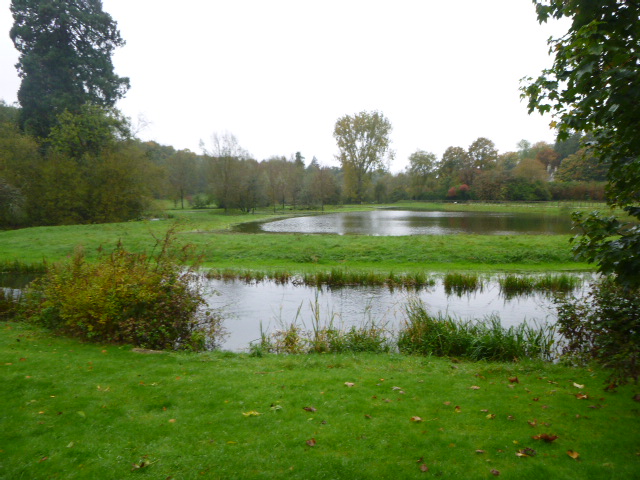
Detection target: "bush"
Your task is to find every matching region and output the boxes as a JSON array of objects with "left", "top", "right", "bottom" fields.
[
  {"left": 22, "top": 232, "right": 224, "bottom": 351},
  {"left": 555, "top": 279, "right": 640, "bottom": 385}
]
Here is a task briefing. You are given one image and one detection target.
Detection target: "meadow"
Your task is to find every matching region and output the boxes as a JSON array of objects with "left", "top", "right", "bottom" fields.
[
  {"left": 1, "top": 321, "right": 639, "bottom": 480},
  {"left": 0, "top": 202, "right": 598, "bottom": 274}
]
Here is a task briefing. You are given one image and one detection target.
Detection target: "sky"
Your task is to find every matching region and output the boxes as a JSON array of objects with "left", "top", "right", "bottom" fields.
[{"left": 0, "top": 0, "right": 570, "bottom": 172}]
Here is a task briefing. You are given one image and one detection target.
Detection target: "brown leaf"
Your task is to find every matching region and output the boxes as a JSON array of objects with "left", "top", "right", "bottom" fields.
[
  {"left": 567, "top": 450, "right": 580, "bottom": 460},
  {"left": 575, "top": 393, "right": 588, "bottom": 400},
  {"left": 532, "top": 433, "right": 558, "bottom": 443},
  {"left": 516, "top": 448, "right": 537, "bottom": 457},
  {"left": 364, "top": 414, "right": 372, "bottom": 419},
  {"left": 469, "top": 385, "right": 481, "bottom": 390},
  {"left": 344, "top": 382, "right": 355, "bottom": 387},
  {"left": 476, "top": 450, "right": 486, "bottom": 454},
  {"left": 306, "top": 438, "right": 316, "bottom": 447},
  {"left": 303, "top": 406, "right": 317, "bottom": 412},
  {"left": 410, "top": 416, "right": 423, "bottom": 423},
  {"left": 454, "top": 406, "right": 461, "bottom": 413},
  {"left": 508, "top": 377, "right": 519, "bottom": 383},
  {"left": 419, "top": 464, "right": 429, "bottom": 472},
  {"left": 491, "top": 469, "right": 501, "bottom": 476}
]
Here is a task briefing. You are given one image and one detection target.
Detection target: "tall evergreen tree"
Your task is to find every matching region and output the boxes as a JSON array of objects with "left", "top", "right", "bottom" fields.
[{"left": 10, "top": 0, "right": 129, "bottom": 138}]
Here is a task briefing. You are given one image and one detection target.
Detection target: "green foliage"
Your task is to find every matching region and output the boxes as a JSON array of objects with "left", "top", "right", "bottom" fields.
[
  {"left": 10, "top": 0, "right": 129, "bottom": 138},
  {"left": 22, "top": 232, "right": 223, "bottom": 351},
  {"left": 555, "top": 279, "right": 640, "bottom": 385},
  {"left": 398, "top": 301, "right": 556, "bottom": 362},
  {"left": 523, "top": 0, "right": 640, "bottom": 288},
  {"left": 334, "top": 111, "right": 393, "bottom": 202}
]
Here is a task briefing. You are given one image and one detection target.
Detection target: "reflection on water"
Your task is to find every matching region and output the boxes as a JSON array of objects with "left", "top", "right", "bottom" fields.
[
  {"left": 204, "top": 278, "right": 575, "bottom": 351},
  {"left": 234, "top": 210, "right": 574, "bottom": 236}
]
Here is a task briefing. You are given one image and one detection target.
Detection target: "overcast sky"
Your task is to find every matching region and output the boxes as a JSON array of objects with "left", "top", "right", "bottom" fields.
[{"left": 0, "top": 1, "right": 569, "bottom": 171}]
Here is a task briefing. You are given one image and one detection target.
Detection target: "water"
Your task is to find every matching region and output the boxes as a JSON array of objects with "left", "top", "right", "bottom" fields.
[
  {"left": 233, "top": 210, "right": 574, "bottom": 236},
  {"left": 1, "top": 272, "right": 585, "bottom": 353},
  {"left": 204, "top": 277, "right": 574, "bottom": 351}
]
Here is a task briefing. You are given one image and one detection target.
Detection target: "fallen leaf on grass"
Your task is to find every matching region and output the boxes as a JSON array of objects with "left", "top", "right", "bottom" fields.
[
  {"left": 486, "top": 414, "right": 496, "bottom": 419},
  {"left": 469, "top": 385, "right": 481, "bottom": 390},
  {"left": 516, "top": 448, "right": 537, "bottom": 457},
  {"left": 475, "top": 450, "right": 486, "bottom": 454},
  {"left": 490, "top": 469, "right": 500, "bottom": 476},
  {"left": 344, "top": 382, "right": 355, "bottom": 387},
  {"left": 303, "top": 406, "right": 317, "bottom": 412},
  {"left": 419, "top": 464, "right": 429, "bottom": 472},
  {"left": 39, "top": 456, "right": 48, "bottom": 463},
  {"left": 410, "top": 416, "right": 423, "bottom": 423},
  {"left": 532, "top": 434, "right": 558, "bottom": 443},
  {"left": 242, "top": 411, "right": 261, "bottom": 417},
  {"left": 573, "top": 383, "right": 584, "bottom": 389},
  {"left": 306, "top": 438, "right": 316, "bottom": 447},
  {"left": 567, "top": 450, "right": 580, "bottom": 459},
  {"left": 575, "top": 393, "right": 589, "bottom": 400},
  {"left": 508, "top": 377, "right": 519, "bottom": 383},
  {"left": 454, "top": 406, "right": 461, "bottom": 413}
]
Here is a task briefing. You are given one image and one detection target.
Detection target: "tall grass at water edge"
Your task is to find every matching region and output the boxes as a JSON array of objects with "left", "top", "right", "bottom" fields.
[
  {"left": 499, "top": 273, "right": 583, "bottom": 299},
  {"left": 206, "top": 268, "right": 436, "bottom": 289},
  {"left": 443, "top": 272, "right": 481, "bottom": 296},
  {"left": 250, "top": 294, "right": 393, "bottom": 356},
  {"left": 397, "top": 300, "right": 556, "bottom": 362}
]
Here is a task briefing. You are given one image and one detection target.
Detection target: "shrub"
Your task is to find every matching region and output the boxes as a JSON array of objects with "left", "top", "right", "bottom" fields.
[
  {"left": 555, "top": 279, "right": 640, "bottom": 385},
  {"left": 22, "top": 232, "right": 224, "bottom": 351}
]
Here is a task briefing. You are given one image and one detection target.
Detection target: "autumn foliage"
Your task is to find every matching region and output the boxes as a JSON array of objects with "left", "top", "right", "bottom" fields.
[{"left": 22, "top": 232, "right": 222, "bottom": 351}]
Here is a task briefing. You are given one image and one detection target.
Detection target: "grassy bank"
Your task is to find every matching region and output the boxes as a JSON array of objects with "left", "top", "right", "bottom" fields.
[
  {"left": 0, "top": 205, "right": 591, "bottom": 274},
  {"left": 1, "top": 321, "right": 639, "bottom": 479}
]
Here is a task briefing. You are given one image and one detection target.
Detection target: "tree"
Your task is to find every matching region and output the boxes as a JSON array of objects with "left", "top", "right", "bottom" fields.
[
  {"left": 10, "top": 0, "right": 129, "bottom": 138},
  {"left": 333, "top": 111, "right": 393, "bottom": 202},
  {"left": 167, "top": 150, "right": 199, "bottom": 209},
  {"left": 468, "top": 137, "right": 498, "bottom": 172},
  {"left": 438, "top": 146, "right": 470, "bottom": 188},
  {"left": 408, "top": 150, "right": 437, "bottom": 199},
  {"left": 522, "top": 0, "right": 640, "bottom": 289}
]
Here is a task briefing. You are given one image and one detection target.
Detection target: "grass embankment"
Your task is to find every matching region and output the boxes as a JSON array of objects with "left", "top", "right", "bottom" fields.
[
  {"left": 1, "top": 322, "right": 639, "bottom": 480},
  {"left": 0, "top": 204, "right": 592, "bottom": 274}
]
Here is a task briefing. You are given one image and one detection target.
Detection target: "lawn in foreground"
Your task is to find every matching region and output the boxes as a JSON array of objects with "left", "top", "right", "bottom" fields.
[{"left": 1, "top": 322, "right": 639, "bottom": 479}]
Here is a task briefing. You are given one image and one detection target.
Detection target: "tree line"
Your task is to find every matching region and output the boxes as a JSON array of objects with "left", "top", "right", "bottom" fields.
[
  {"left": 0, "top": 98, "right": 606, "bottom": 229},
  {"left": 0, "top": 0, "right": 612, "bottom": 229}
]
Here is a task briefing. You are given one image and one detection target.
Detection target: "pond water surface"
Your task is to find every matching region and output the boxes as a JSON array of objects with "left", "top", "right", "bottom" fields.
[
  {"left": 204, "top": 277, "right": 584, "bottom": 351},
  {"left": 234, "top": 210, "right": 574, "bottom": 236}
]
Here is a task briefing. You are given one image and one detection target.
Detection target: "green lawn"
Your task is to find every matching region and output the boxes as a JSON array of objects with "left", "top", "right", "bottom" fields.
[
  {"left": 0, "top": 204, "right": 592, "bottom": 273},
  {"left": 1, "top": 321, "right": 639, "bottom": 480}
]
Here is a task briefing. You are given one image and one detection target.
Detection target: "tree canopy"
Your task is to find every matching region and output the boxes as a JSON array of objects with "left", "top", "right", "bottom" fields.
[
  {"left": 10, "top": 0, "right": 129, "bottom": 138},
  {"left": 333, "top": 111, "right": 392, "bottom": 202},
  {"left": 522, "top": 0, "right": 640, "bottom": 288}
]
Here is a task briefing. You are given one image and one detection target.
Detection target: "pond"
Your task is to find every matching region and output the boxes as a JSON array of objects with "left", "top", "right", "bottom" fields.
[
  {"left": 233, "top": 209, "right": 575, "bottom": 236},
  {"left": 204, "top": 276, "right": 585, "bottom": 351},
  {"left": 1, "top": 273, "right": 587, "bottom": 353}
]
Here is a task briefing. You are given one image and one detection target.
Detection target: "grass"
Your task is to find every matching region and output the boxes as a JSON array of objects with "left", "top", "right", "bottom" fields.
[
  {"left": 2, "top": 321, "right": 640, "bottom": 479},
  {"left": 398, "top": 301, "right": 556, "bottom": 362},
  {"left": 0, "top": 205, "right": 592, "bottom": 274},
  {"left": 499, "top": 274, "right": 584, "bottom": 299}
]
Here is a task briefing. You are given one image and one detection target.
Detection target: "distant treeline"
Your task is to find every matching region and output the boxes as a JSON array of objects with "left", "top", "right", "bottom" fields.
[{"left": 0, "top": 101, "right": 606, "bottom": 228}]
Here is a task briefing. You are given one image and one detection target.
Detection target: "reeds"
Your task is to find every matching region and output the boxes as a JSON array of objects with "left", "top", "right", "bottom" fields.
[
  {"left": 206, "top": 268, "right": 435, "bottom": 290},
  {"left": 499, "top": 273, "right": 583, "bottom": 299},
  {"left": 0, "top": 260, "right": 46, "bottom": 274},
  {"left": 249, "top": 294, "right": 392, "bottom": 355},
  {"left": 443, "top": 272, "right": 482, "bottom": 296},
  {"left": 397, "top": 300, "right": 556, "bottom": 362}
]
